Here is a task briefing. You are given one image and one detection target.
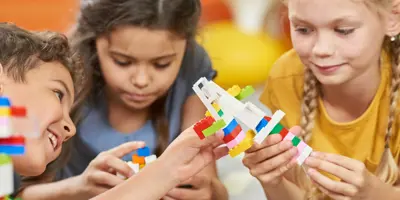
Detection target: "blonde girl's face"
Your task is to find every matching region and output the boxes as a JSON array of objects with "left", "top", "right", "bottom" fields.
[{"left": 288, "top": 0, "right": 388, "bottom": 86}]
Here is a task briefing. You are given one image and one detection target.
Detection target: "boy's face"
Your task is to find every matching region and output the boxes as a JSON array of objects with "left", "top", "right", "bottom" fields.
[
  {"left": 4, "top": 61, "right": 76, "bottom": 176},
  {"left": 95, "top": 26, "right": 186, "bottom": 110},
  {"left": 288, "top": 0, "right": 386, "bottom": 86}
]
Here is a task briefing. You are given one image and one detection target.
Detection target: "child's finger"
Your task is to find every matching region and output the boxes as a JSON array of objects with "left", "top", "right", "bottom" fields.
[
  {"left": 104, "top": 156, "right": 135, "bottom": 178},
  {"left": 246, "top": 134, "right": 281, "bottom": 153},
  {"left": 89, "top": 170, "right": 124, "bottom": 187},
  {"left": 107, "top": 141, "right": 146, "bottom": 158},
  {"left": 213, "top": 146, "right": 229, "bottom": 160},
  {"left": 244, "top": 140, "right": 293, "bottom": 165}
]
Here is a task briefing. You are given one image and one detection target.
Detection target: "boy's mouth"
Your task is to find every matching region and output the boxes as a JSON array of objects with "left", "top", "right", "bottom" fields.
[{"left": 47, "top": 129, "right": 60, "bottom": 151}]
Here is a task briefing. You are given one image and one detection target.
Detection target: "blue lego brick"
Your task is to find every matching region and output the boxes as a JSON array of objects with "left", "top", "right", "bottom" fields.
[
  {"left": 0, "top": 97, "right": 10, "bottom": 106},
  {"left": 137, "top": 146, "right": 150, "bottom": 157},
  {"left": 0, "top": 145, "right": 25, "bottom": 155},
  {"left": 255, "top": 118, "right": 268, "bottom": 132},
  {"left": 223, "top": 119, "right": 238, "bottom": 135}
]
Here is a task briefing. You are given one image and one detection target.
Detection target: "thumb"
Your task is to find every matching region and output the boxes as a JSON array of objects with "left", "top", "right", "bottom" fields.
[
  {"left": 107, "top": 141, "right": 146, "bottom": 158},
  {"left": 288, "top": 125, "right": 302, "bottom": 137},
  {"left": 198, "top": 130, "right": 225, "bottom": 148}
]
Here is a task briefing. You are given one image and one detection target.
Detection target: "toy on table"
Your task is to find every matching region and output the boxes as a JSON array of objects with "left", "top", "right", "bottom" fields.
[
  {"left": 0, "top": 96, "right": 29, "bottom": 200},
  {"left": 117, "top": 146, "right": 157, "bottom": 179},
  {"left": 192, "top": 77, "right": 312, "bottom": 165}
]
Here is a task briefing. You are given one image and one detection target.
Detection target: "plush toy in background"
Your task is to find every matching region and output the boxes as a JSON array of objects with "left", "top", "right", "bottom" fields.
[
  {"left": 192, "top": 77, "right": 312, "bottom": 165},
  {"left": 117, "top": 146, "right": 157, "bottom": 179}
]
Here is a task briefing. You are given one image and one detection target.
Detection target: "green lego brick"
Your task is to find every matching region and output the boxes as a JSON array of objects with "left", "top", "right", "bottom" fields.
[
  {"left": 271, "top": 123, "right": 284, "bottom": 134},
  {"left": 0, "top": 154, "right": 11, "bottom": 165},
  {"left": 217, "top": 109, "right": 224, "bottom": 117},
  {"left": 203, "top": 119, "right": 226, "bottom": 136},
  {"left": 292, "top": 136, "right": 301, "bottom": 146},
  {"left": 236, "top": 85, "right": 255, "bottom": 100}
]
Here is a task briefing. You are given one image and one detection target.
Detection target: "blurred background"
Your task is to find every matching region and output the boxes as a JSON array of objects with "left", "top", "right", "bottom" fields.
[{"left": 0, "top": 0, "right": 292, "bottom": 199}]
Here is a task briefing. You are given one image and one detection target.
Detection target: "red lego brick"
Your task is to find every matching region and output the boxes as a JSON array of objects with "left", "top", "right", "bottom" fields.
[
  {"left": 264, "top": 116, "right": 272, "bottom": 121},
  {"left": 279, "top": 128, "right": 289, "bottom": 139},
  {"left": 0, "top": 136, "right": 25, "bottom": 145},
  {"left": 11, "top": 106, "right": 26, "bottom": 117},
  {"left": 194, "top": 116, "right": 215, "bottom": 140},
  {"left": 223, "top": 125, "right": 242, "bottom": 143}
]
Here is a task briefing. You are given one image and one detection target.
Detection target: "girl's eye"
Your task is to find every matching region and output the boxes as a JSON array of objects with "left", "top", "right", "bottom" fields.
[
  {"left": 154, "top": 62, "right": 171, "bottom": 69},
  {"left": 54, "top": 90, "right": 64, "bottom": 101},
  {"left": 335, "top": 28, "right": 355, "bottom": 35},
  {"left": 113, "top": 58, "right": 131, "bottom": 67}
]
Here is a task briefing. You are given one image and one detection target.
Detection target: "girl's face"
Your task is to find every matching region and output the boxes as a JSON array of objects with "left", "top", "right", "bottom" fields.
[
  {"left": 96, "top": 26, "right": 186, "bottom": 110},
  {"left": 288, "top": 0, "right": 388, "bottom": 86},
  {"left": 4, "top": 62, "right": 76, "bottom": 176}
]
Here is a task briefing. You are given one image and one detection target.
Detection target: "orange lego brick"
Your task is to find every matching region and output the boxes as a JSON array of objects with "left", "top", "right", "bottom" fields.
[{"left": 132, "top": 154, "right": 145, "bottom": 165}]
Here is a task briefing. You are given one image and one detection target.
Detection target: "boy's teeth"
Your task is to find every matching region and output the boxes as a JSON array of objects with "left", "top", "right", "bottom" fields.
[{"left": 48, "top": 133, "right": 57, "bottom": 149}]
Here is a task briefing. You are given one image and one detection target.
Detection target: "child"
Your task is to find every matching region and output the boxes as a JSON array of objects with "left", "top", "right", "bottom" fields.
[
  {"left": 20, "top": 0, "right": 228, "bottom": 199},
  {"left": 0, "top": 22, "right": 80, "bottom": 194},
  {"left": 242, "top": 0, "right": 400, "bottom": 199}
]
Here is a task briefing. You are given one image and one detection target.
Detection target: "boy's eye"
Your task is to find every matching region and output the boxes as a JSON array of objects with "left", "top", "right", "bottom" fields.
[
  {"left": 154, "top": 62, "right": 171, "bottom": 69},
  {"left": 294, "top": 27, "right": 313, "bottom": 35},
  {"left": 54, "top": 90, "right": 64, "bottom": 101},
  {"left": 335, "top": 28, "right": 355, "bottom": 35}
]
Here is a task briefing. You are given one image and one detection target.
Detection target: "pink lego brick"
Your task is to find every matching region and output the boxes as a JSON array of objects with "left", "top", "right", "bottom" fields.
[{"left": 283, "top": 132, "right": 294, "bottom": 141}]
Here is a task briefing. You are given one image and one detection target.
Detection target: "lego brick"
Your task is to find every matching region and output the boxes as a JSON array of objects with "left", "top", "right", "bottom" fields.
[
  {"left": 236, "top": 85, "right": 255, "bottom": 100},
  {"left": 223, "top": 125, "right": 242, "bottom": 143},
  {"left": 0, "top": 125, "right": 12, "bottom": 138},
  {"left": 128, "top": 162, "right": 140, "bottom": 174},
  {"left": 283, "top": 132, "right": 295, "bottom": 141},
  {"left": 0, "top": 145, "right": 24, "bottom": 155},
  {"left": 271, "top": 123, "right": 284, "bottom": 134},
  {"left": 279, "top": 128, "right": 289, "bottom": 139},
  {"left": 235, "top": 103, "right": 265, "bottom": 130},
  {"left": 10, "top": 106, "right": 26, "bottom": 117},
  {"left": 227, "top": 85, "right": 241, "bottom": 97},
  {"left": 139, "top": 164, "right": 145, "bottom": 169},
  {"left": 228, "top": 130, "right": 254, "bottom": 157},
  {"left": 0, "top": 97, "right": 10, "bottom": 107},
  {"left": 0, "top": 154, "right": 11, "bottom": 165},
  {"left": 0, "top": 136, "right": 25, "bottom": 145},
  {"left": 255, "top": 118, "right": 268, "bottom": 132},
  {"left": 0, "top": 108, "right": 10, "bottom": 116},
  {"left": 296, "top": 141, "right": 306, "bottom": 153},
  {"left": 222, "top": 119, "right": 238, "bottom": 134},
  {"left": 194, "top": 116, "right": 215, "bottom": 139},
  {"left": 144, "top": 155, "right": 157, "bottom": 164},
  {"left": 132, "top": 154, "right": 145, "bottom": 165},
  {"left": 0, "top": 117, "right": 10, "bottom": 126},
  {"left": 254, "top": 110, "right": 285, "bottom": 144},
  {"left": 226, "top": 137, "right": 240, "bottom": 149},
  {"left": 297, "top": 145, "right": 312, "bottom": 165},
  {"left": 0, "top": 161, "right": 13, "bottom": 197},
  {"left": 234, "top": 130, "right": 246, "bottom": 143},
  {"left": 292, "top": 136, "right": 301, "bottom": 146},
  {"left": 137, "top": 146, "right": 150, "bottom": 157},
  {"left": 202, "top": 119, "right": 226, "bottom": 137},
  {"left": 217, "top": 109, "right": 224, "bottom": 117}
]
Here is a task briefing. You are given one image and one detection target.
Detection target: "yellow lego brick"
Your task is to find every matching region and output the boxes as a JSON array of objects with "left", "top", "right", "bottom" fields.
[
  {"left": 228, "top": 130, "right": 255, "bottom": 157},
  {"left": 139, "top": 164, "right": 145, "bottom": 169},
  {"left": 227, "top": 85, "right": 241, "bottom": 97},
  {"left": 205, "top": 103, "right": 221, "bottom": 117},
  {"left": 0, "top": 108, "right": 10, "bottom": 116}
]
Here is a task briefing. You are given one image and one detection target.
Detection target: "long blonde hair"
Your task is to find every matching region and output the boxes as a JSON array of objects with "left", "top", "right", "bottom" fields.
[{"left": 270, "top": 0, "right": 400, "bottom": 199}]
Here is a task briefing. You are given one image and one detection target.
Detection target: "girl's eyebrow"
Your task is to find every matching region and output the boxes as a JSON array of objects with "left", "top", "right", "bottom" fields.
[
  {"left": 290, "top": 15, "right": 360, "bottom": 25},
  {"left": 109, "top": 50, "right": 177, "bottom": 61}
]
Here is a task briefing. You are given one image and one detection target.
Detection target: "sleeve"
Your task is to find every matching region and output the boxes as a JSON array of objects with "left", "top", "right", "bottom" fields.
[{"left": 184, "top": 41, "right": 217, "bottom": 97}]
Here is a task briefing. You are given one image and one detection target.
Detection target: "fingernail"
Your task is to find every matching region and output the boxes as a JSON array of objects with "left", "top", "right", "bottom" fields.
[
  {"left": 308, "top": 168, "right": 315, "bottom": 174},
  {"left": 284, "top": 141, "right": 293, "bottom": 148},
  {"left": 311, "top": 152, "right": 318, "bottom": 157},
  {"left": 290, "top": 147, "right": 298, "bottom": 155}
]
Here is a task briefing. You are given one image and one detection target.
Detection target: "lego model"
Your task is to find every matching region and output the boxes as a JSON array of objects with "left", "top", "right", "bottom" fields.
[
  {"left": 117, "top": 146, "right": 157, "bottom": 179},
  {"left": 0, "top": 96, "right": 30, "bottom": 200},
  {"left": 192, "top": 77, "right": 312, "bottom": 165}
]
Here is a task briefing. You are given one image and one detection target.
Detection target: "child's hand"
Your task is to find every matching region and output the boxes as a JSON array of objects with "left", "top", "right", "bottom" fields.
[
  {"left": 76, "top": 141, "right": 146, "bottom": 197},
  {"left": 159, "top": 127, "right": 229, "bottom": 185},
  {"left": 163, "top": 174, "right": 214, "bottom": 200},
  {"left": 305, "top": 152, "right": 387, "bottom": 200},
  {"left": 242, "top": 126, "right": 300, "bottom": 186}
]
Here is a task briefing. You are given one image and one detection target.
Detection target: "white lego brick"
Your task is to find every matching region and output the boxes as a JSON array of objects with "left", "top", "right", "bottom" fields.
[
  {"left": 193, "top": 80, "right": 220, "bottom": 120},
  {"left": 0, "top": 163, "right": 13, "bottom": 197},
  {"left": 217, "top": 94, "right": 245, "bottom": 117},
  {"left": 297, "top": 146, "right": 312, "bottom": 165},
  {"left": 253, "top": 110, "right": 285, "bottom": 144},
  {"left": 0, "top": 119, "right": 12, "bottom": 138},
  {"left": 127, "top": 162, "right": 140, "bottom": 174},
  {"left": 145, "top": 155, "right": 157, "bottom": 164},
  {"left": 235, "top": 103, "right": 264, "bottom": 130}
]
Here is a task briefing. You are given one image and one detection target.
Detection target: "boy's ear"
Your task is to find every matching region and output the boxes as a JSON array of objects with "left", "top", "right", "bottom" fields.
[{"left": 386, "top": 0, "right": 400, "bottom": 37}]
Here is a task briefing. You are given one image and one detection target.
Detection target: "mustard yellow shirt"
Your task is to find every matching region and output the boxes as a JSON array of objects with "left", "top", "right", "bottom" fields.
[{"left": 259, "top": 49, "right": 400, "bottom": 175}]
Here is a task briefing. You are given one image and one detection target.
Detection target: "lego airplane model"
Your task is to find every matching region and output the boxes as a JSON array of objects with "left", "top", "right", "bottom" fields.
[{"left": 192, "top": 77, "right": 312, "bottom": 165}]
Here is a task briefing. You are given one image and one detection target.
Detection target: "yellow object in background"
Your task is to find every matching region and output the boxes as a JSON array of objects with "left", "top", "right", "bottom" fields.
[{"left": 198, "top": 21, "right": 286, "bottom": 88}]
